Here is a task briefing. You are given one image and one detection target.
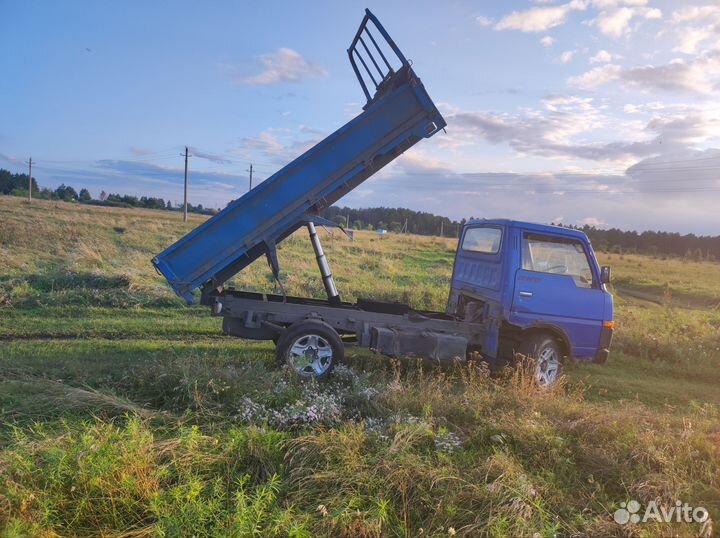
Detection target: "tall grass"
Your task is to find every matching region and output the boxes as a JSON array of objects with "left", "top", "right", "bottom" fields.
[
  {"left": 1, "top": 362, "right": 718, "bottom": 537},
  {"left": 1, "top": 197, "right": 720, "bottom": 536}
]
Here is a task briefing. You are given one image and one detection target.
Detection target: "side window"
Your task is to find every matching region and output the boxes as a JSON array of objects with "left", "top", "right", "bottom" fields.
[
  {"left": 522, "top": 233, "right": 594, "bottom": 288},
  {"left": 462, "top": 226, "right": 502, "bottom": 254}
]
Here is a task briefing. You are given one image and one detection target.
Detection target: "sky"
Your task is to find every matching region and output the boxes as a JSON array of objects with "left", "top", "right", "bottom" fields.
[{"left": 1, "top": 0, "right": 720, "bottom": 234}]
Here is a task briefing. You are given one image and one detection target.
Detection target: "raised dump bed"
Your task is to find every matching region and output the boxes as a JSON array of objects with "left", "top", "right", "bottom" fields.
[{"left": 152, "top": 9, "right": 446, "bottom": 303}]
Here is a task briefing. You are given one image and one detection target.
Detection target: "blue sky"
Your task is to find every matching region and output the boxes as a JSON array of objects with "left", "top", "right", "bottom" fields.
[{"left": 2, "top": 1, "right": 720, "bottom": 233}]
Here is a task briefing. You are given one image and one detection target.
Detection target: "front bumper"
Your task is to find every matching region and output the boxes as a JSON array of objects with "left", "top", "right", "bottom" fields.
[{"left": 593, "top": 326, "right": 614, "bottom": 364}]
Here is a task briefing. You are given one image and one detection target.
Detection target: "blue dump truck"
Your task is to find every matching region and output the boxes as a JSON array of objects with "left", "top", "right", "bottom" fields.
[{"left": 153, "top": 10, "right": 613, "bottom": 385}]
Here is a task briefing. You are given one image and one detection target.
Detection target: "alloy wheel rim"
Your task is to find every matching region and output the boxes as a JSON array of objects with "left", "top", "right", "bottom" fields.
[
  {"left": 535, "top": 346, "right": 560, "bottom": 385},
  {"left": 287, "top": 334, "right": 333, "bottom": 376}
]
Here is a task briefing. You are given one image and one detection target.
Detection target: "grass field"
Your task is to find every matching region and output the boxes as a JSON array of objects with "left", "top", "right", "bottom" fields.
[{"left": 0, "top": 196, "right": 718, "bottom": 537}]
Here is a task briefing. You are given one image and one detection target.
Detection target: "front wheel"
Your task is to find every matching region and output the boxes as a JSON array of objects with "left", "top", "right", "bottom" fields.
[
  {"left": 519, "top": 333, "right": 563, "bottom": 386},
  {"left": 275, "top": 320, "right": 343, "bottom": 379}
]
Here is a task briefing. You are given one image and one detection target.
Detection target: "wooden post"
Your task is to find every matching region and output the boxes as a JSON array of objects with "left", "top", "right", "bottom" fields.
[
  {"left": 182, "top": 147, "right": 189, "bottom": 222},
  {"left": 27, "top": 157, "right": 32, "bottom": 203}
]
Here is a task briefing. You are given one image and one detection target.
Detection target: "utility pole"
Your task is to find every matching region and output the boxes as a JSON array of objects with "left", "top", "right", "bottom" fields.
[
  {"left": 247, "top": 164, "right": 253, "bottom": 192},
  {"left": 440, "top": 220, "right": 444, "bottom": 238},
  {"left": 181, "top": 147, "right": 191, "bottom": 222},
  {"left": 26, "top": 157, "right": 32, "bottom": 203}
]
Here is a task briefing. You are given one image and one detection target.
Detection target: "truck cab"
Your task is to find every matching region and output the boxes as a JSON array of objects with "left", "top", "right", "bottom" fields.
[{"left": 449, "top": 219, "right": 614, "bottom": 377}]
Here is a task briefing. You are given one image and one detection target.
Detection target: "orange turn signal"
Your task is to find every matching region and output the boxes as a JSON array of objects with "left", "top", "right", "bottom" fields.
[{"left": 602, "top": 320, "right": 615, "bottom": 328}]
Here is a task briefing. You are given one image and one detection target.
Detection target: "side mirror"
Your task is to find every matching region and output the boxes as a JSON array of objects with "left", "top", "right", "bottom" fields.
[{"left": 600, "top": 265, "right": 611, "bottom": 284}]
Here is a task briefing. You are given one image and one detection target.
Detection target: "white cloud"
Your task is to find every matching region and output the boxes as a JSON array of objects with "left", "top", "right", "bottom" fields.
[
  {"left": 642, "top": 7, "right": 662, "bottom": 19},
  {"left": 543, "top": 95, "right": 598, "bottom": 112},
  {"left": 672, "top": 5, "right": 720, "bottom": 24},
  {"left": 570, "top": 52, "right": 720, "bottom": 94},
  {"left": 621, "top": 101, "right": 717, "bottom": 117},
  {"left": 395, "top": 149, "right": 450, "bottom": 174},
  {"left": 670, "top": 6, "right": 720, "bottom": 55},
  {"left": 493, "top": 0, "right": 660, "bottom": 35},
  {"left": 444, "top": 96, "right": 720, "bottom": 167},
  {"left": 237, "top": 48, "right": 326, "bottom": 85},
  {"left": 476, "top": 15, "right": 494, "bottom": 27},
  {"left": 589, "top": 49, "right": 621, "bottom": 63},
  {"left": 447, "top": 97, "right": 633, "bottom": 162},
  {"left": 345, "top": 97, "right": 720, "bottom": 233},
  {"left": 673, "top": 25, "right": 718, "bottom": 55},
  {"left": 233, "top": 127, "right": 325, "bottom": 165},
  {"left": 623, "top": 54, "right": 720, "bottom": 94},
  {"left": 238, "top": 130, "right": 285, "bottom": 158},
  {"left": 593, "top": 6, "right": 661, "bottom": 38},
  {"left": 569, "top": 64, "right": 623, "bottom": 89},
  {"left": 540, "top": 35, "right": 556, "bottom": 46},
  {"left": 590, "top": 0, "right": 649, "bottom": 7},
  {"left": 595, "top": 7, "right": 634, "bottom": 36},
  {"left": 495, "top": 0, "right": 588, "bottom": 32},
  {"left": 560, "top": 50, "right": 575, "bottom": 63}
]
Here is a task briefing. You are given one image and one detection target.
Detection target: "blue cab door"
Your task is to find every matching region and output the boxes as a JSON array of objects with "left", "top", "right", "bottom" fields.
[{"left": 510, "top": 231, "right": 605, "bottom": 360}]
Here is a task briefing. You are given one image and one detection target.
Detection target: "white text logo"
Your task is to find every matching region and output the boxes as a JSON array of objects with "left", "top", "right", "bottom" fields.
[{"left": 614, "top": 499, "right": 709, "bottom": 525}]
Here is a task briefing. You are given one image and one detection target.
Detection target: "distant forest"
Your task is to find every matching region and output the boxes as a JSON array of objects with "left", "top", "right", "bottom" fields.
[
  {"left": 0, "top": 168, "right": 216, "bottom": 215},
  {"left": 2, "top": 168, "right": 718, "bottom": 260},
  {"left": 324, "top": 206, "right": 462, "bottom": 237},
  {"left": 325, "top": 206, "right": 720, "bottom": 262}
]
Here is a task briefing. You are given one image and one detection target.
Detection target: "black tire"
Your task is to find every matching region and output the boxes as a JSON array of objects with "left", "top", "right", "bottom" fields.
[
  {"left": 519, "top": 333, "right": 563, "bottom": 386},
  {"left": 275, "top": 320, "right": 343, "bottom": 379}
]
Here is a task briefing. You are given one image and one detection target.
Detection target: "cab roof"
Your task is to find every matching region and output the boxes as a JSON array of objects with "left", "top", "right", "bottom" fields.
[{"left": 466, "top": 218, "right": 590, "bottom": 242}]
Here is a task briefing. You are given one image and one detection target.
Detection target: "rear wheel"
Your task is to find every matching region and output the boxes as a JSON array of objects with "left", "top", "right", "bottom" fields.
[
  {"left": 519, "top": 333, "right": 563, "bottom": 386},
  {"left": 275, "top": 320, "right": 343, "bottom": 379}
]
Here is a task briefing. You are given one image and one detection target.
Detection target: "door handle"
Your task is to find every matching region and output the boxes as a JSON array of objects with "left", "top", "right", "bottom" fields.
[{"left": 519, "top": 291, "right": 533, "bottom": 297}]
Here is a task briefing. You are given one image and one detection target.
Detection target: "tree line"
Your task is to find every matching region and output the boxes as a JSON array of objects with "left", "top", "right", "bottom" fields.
[
  {"left": 324, "top": 206, "right": 720, "bottom": 261},
  {"left": 566, "top": 224, "right": 720, "bottom": 262},
  {"left": 324, "top": 206, "right": 463, "bottom": 237},
  {"left": 0, "top": 168, "right": 217, "bottom": 215},
  {"left": 3, "top": 168, "right": 718, "bottom": 260}
]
